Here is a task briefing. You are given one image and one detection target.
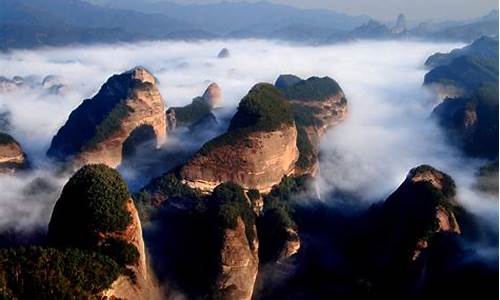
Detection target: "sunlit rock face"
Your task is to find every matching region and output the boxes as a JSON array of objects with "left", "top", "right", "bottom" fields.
[
  {"left": 47, "top": 67, "right": 166, "bottom": 169},
  {"left": 179, "top": 83, "right": 299, "bottom": 193},
  {"left": 275, "top": 75, "right": 348, "bottom": 175},
  {"left": 0, "top": 132, "right": 28, "bottom": 173},
  {"left": 166, "top": 82, "right": 222, "bottom": 131},
  {"left": 48, "top": 164, "right": 162, "bottom": 300},
  {"left": 215, "top": 217, "right": 259, "bottom": 300}
]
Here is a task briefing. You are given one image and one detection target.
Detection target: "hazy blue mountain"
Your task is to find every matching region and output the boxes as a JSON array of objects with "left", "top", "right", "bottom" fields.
[
  {"left": 425, "top": 36, "right": 499, "bottom": 68},
  {"left": 411, "top": 10, "right": 499, "bottom": 42},
  {"left": 0, "top": 0, "right": 214, "bottom": 50},
  {"left": 100, "top": 0, "right": 369, "bottom": 36},
  {"left": 425, "top": 37, "right": 499, "bottom": 159}
]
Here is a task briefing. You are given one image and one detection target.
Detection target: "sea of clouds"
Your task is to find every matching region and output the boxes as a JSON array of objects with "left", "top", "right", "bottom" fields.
[{"left": 0, "top": 39, "right": 496, "bottom": 239}]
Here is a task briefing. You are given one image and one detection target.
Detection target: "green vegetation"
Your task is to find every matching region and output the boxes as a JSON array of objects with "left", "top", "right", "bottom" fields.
[
  {"left": 0, "top": 132, "right": 16, "bottom": 145},
  {"left": 0, "top": 247, "right": 122, "bottom": 300},
  {"left": 200, "top": 83, "right": 294, "bottom": 154},
  {"left": 86, "top": 101, "right": 133, "bottom": 148},
  {"left": 169, "top": 98, "right": 212, "bottom": 128},
  {"left": 246, "top": 189, "right": 260, "bottom": 201},
  {"left": 99, "top": 237, "right": 140, "bottom": 267},
  {"left": 292, "top": 104, "right": 323, "bottom": 127},
  {"left": 210, "top": 182, "right": 256, "bottom": 248},
  {"left": 144, "top": 172, "right": 201, "bottom": 200},
  {"left": 280, "top": 76, "right": 342, "bottom": 101},
  {"left": 295, "top": 126, "right": 316, "bottom": 170},
  {"left": 229, "top": 83, "right": 294, "bottom": 132},
  {"left": 48, "top": 164, "right": 132, "bottom": 248}
]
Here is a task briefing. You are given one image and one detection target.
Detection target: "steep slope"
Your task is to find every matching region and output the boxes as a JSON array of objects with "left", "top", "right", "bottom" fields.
[
  {"left": 209, "top": 183, "right": 259, "bottom": 300},
  {"left": 425, "top": 37, "right": 499, "bottom": 159},
  {"left": 48, "top": 164, "right": 161, "bottom": 300},
  {"left": 373, "top": 165, "right": 462, "bottom": 262},
  {"left": 179, "top": 83, "right": 299, "bottom": 193},
  {"left": 425, "top": 35, "right": 499, "bottom": 68},
  {"left": 0, "top": 132, "right": 28, "bottom": 173},
  {"left": 432, "top": 84, "right": 498, "bottom": 159},
  {"left": 47, "top": 67, "right": 166, "bottom": 168},
  {"left": 275, "top": 75, "right": 348, "bottom": 174},
  {"left": 167, "top": 82, "right": 221, "bottom": 130}
]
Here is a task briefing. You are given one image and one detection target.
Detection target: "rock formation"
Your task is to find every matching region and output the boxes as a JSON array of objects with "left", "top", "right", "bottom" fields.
[
  {"left": 209, "top": 182, "right": 259, "bottom": 300},
  {"left": 378, "top": 165, "right": 461, "bottom": 261},
  {"left": 202, "top": 82, "right": 222, "bottom": 108},
  {"left": 275, "top": 75, "right": 348, "bottom": 174},
  {"left": 215, "top": 217, "right": 259, "bottom": 300},
  {"left": 425, "top": 38, "right": 499, "bottom": 159},
  {"left": 391, "top": 13, "right": 407, "bottom": 34},
  {"left": 48, "top": 164, "right": 161, "bottom": 300},
  {"left": 166, "top": 82, "right": 221, "bottom": 130},
  {"left": 0, "top": 132, "right": 28, "bottom": 173},
  {"left": 179, "top": 83, "right": 299, "bottom": 193},
  {"left": 217, "top": 48, "right": 230, "bottom": 59},
  {"left": 47, "top": 67, "right": 167, "bottom": 168}
]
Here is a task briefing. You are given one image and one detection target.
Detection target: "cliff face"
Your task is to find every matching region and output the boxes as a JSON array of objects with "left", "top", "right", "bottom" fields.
[
  {"left": 179, "top": 83, "right": 298, "bottom": 193},
  {"left": 0, "top": 132, "right": 28, "bottom": 173},
  {"left": 181, "top": 125, "right": 298, "bottom": 193},
  {"left": 102, "top": 200, "right": 162, "bottom": 300},
  {"left": 215, "top": 217, "right": 259, "bottom": 300},
  {"left": 166, "top": 82, "right": 221, "bottom": 130},
  {"left": 48, "top": 164, "right": 161, "bottom": 300},
  {"left": 275, "top": 75, "right": 348, "bottom": 174},
  {"left": 47, "top": 67, "right": 166, "bottom": 168},
  {"left": 431, "top": 84, "right": 498, "bottom": 159}
]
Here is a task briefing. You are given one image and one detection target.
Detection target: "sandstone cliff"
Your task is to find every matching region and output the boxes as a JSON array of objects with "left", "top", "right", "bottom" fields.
[
  {"left": 0, "top": 132, "right": 28, "bottom": 173},
  {"left": 48, "top": 164, "right": 161, "bottom": 300},
  {"left": 47, "top": 67, "right": 166, "bottom": 168},
  {"left": 166, "top": 82, "right": 221, "bottom": 130},
  {"left": 179, "top": 83, "right": 299, "bottom": 193},
  {"left": 275, "top": 75, "right": 348, "bottom": 174},
  {"left": 215, "top": 217, "right": 259, "bottom": 300},
  {"left": 102, "top": 199, "right": 162, "bottom": 300}
]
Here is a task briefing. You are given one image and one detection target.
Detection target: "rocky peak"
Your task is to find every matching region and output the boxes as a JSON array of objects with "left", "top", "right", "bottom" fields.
[
  {"left": 47, "top": 66, "right": 166, "bottom": 168},
  {"left": 275, "top": 74, "right": 348, "bottom": 174},
  {"left": 392, "top": 13, "right": 407, "bottom": 34},
  {"left": 48, "top": 164, "right": 161, "bottom": 299},
  {"left": 218, "top": 48, "right": 230, "bottom": 59},
  {"left": 128, "top": 66, "right": 156, "bottom": 85},
  {"left": 179, "top": 83, "right": 299, "bottom": 193},
  {"left": 382, "top": 165, "right": 461, "bottom": 261},
  {"left": 202, "top": 82, "right": 222, "bottom": 108},
  {"left": 0, "top": 132, "right": 28, "bottom": 173}
]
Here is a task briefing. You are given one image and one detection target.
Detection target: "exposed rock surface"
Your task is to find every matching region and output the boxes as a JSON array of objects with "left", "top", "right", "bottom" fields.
[
  {"left": 276, "top": 75, "right": 348, "bottom": 174},
  {"left": 0, "top": 132, "right": 28, "bottom": 173},
  {"left": 379, "top": 165, "right": 461, "bottom": 261},
  {"left": 102, "top": 200, "right": 162, "bottom": 300},
  {"left": 179, "top": 83, "right": 299, "bottom": 193},
  {"left": 48, "top": 164, "right": 161, "bottom": 300},
  {"left": 215, "top": 217, "right": 259, "bottom": 300},
  {"left": 166, "top": 82, "right": 222, "bottom": 131},
  {"left": 202, "top": 82, "right": 222, "bottom": 108},
  {"left": 47, "top": 67, "right": 166, "bottom": 168}
]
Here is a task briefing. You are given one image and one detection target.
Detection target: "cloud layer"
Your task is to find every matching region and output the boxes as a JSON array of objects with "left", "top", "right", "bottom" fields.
[{"left": 0, "top": 39, "right": 496, "bottom": 236}]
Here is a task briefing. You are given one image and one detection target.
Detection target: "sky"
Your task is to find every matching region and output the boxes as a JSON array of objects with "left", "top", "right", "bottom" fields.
[{"left": 169, "top": 0, "right": 498, "bottom": 21}]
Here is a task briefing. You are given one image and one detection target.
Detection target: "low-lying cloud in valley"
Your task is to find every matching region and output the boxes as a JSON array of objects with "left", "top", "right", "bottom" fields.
[{"left": 0, "top": 39, "right": 496, "bottom": 246}]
